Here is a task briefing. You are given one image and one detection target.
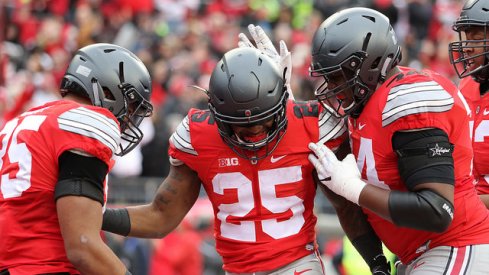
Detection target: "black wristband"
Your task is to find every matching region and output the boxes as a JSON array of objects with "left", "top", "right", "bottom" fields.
[
  {"left": 102, "top": 208, "right": 131, "bottom": 236},
  {"left": 350, "top": 230, "right": 384, "bottom": 268}
]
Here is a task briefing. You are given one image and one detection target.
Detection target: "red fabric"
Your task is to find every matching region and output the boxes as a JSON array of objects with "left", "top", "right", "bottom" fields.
[
  {"left": 47, "top": 0, "right": 70, "bottom": 16},
  {"left": 449, "top": 246, "right": 466, "bottom": 275},
  {"left": 13, "top": 15, "right": 40, "bottom": 46},
  {"left": 150, "top": 83, "right": 167, "bottom": 107},
  {"left": 349, "top": 67, "right": 489, "bottom": 264},
  {"left": 2, "top": 85, "right": 35, "bottom": 126},
  {"left": 117, "top": 0, "right": 153, "bottom": 13},
  {"left": 205, "top": 0, "right": 249, "bottom": 17},
  {"left": 149, "top": 229, "right": 203, "bottom": 275},
  {"left": 0, "top": 101, "right": 119, "bottom": 274}
]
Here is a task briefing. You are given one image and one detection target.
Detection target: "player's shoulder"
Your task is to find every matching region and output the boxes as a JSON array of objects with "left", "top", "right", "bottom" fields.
[
  {"left": 169, "top": 108, "right": 212, "bottom": 156},
  {"left": 187, "top": 108, "right": 214, "bottom": 125},
  {"left": 53, "top": 101, "right": 120, "bottom": 153},
  {"left": 380, "top": 67, "right": 455, "bottom": 127},
  {"left": 287, "top": 99, "right": 346, "bottom": 144},
  {"left": 459, "top": 77, "right": 480, "bottom": 102},
  {"left": 287, "top": 100, "right": 320, "bottom": 119}
]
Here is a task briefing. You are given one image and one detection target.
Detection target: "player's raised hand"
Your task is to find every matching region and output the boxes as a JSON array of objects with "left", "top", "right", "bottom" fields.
[
  {"left": 308, "top": 142, "right": 366, "bottom": 205},
  {"left": 238, "top": 24, "right": 293, "bottom": 99}
]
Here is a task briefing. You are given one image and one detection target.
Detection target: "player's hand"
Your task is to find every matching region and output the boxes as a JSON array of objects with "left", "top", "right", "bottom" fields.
[
  {"left": 370, "top": 254, "right": 391, "bottom": 275},
  {"left": 372, "top": 266, "right": 391, "bottom": 275},
  {"left": 308, "top": 142, "right": 366, "bottom": 205},
  {"left": 238, "top": 24, "right": 293, "bottom": 99}
]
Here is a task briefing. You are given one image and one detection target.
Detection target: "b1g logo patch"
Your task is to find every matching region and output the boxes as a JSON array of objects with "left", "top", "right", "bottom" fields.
[{"left": 219, "top": 157, "right": 239, "bottom": 167}]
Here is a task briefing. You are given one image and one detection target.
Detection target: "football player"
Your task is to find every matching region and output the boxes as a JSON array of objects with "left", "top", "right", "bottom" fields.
[
  {"left": 449, "top": 0, "right": 489, "bottom": 208},
  {"left": 308, "top": 7, "right": 489, "bottom": 274},
  {"left": 102, "top": 46, "right": 349, "bottom": 274},
  {"left": 0, "top": 43, "right": 153, "bottom": 275}
]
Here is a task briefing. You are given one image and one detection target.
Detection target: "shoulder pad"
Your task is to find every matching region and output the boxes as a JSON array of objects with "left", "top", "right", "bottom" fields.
[
  {"left": 319, "top": 110, "right": 347, "bottom": 144},
  {"left": 169, "top": 115, "right": 198, "bottom": 156},
  {"left": 57, "top": 107, "right": 120, "bottom": 153},
  {"left": 382, "top": 81, "right": 454, "bottom": 127}
]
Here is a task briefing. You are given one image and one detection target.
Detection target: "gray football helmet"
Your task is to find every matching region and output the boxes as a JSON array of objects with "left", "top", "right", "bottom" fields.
[
  {"left": 310, "top": 7, "right": 401, "bottom": 118},
  {"left": 208, "top": 47, "right": 288, "bottom": 161},
  {"left": 449, "top": 0, "right": 489, "bottom": 83},
  {"left": 60, "top": 43, "right": 153, "bottom": 156}
]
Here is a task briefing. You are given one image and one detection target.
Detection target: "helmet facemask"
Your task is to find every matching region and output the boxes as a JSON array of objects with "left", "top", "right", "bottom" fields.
[
  {"left": 115, "top": 82, "right": 153, "bottom": 156},
  {"left": 310, "top": 53, "right": 372, "bottom": 118},
  {"left": 449, "top": 24, "right": 489, "bottom": 82},
  {"left": 210, "top": 89, "right": 288, "bottom": 162}
]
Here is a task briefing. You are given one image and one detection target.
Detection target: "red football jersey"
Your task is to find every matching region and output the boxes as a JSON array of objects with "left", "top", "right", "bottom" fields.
[
  {"left": 0, "top": 100, "right": 120, "bottom": 275},
  {"left": 168, "top": 100, "right": 346, "bottom": 273},
  {"left": 349, "top": 67, "right": 489, "bottom": 264},
  {"left": 459, "top": 77, "right": 489, "bottom": 194}
]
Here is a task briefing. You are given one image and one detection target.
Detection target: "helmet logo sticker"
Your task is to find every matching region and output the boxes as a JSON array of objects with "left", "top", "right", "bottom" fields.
[
  {"left": 245, "top": 110, "right": 252, "bottom": 117},
  {"left": 75, "top": 65, "right": 91, "bottom": 77}
]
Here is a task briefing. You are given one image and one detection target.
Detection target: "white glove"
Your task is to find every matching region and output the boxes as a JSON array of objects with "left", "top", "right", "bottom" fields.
[
  {"left": 238, "top": 24, "right": 293, "bottom": 99},
  {"left": 308, "top": 142, "right": 366, "bottom": 205}
]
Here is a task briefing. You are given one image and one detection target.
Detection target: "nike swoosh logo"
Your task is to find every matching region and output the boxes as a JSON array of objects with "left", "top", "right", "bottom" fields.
[
  {"left": 294, "top": 269, "right": 312, "bottom": 275},
  {"left": 484, "top": 109, "right": 489, "bottom": 116},
  {"left": 359, "top": 123, "right": 366, "bottom": 130},
  {"left": 270, "top": 155, "right": 287, "bottom": 163}
]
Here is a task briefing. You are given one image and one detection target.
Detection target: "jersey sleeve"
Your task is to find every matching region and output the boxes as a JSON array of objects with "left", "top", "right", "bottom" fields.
[
  {"left": 318, "top": 104, "right": 347, "bottom": 151},
  {"left": 55, "top": 106, "right": 121, "bottom": 165},
  {"left": 168, "top": 113, "right": 197, "bottom": 166},
  {"left": 381, "top": 74, "right": 455, "bottom": 133},
  {"left": 290, "top": 100, "right": 347, "bottom": 151}
]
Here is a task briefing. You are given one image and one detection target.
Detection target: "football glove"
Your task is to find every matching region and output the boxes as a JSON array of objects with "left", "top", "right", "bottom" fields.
[
  {"left": 238, "top": 24, "right": 293, "bottom": 99},
  {"left": 308, "top": 142, "right": 366, "bottom": 205},
  {"left": 370, "top": 254, "right": 391, "bottom": 275}
]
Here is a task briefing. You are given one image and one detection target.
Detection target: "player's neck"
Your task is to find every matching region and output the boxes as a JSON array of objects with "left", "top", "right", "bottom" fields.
[
  {"left": 385, "top": 66, "right": 402, "bottom": 80},
  {"left": 63, "top": 93, "right": 93, "bottom": 105}
]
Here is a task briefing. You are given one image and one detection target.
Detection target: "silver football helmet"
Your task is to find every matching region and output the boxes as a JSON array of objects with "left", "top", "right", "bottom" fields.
[
  {"left": 60, "top": 43, "right": 153, "bottom": 155},
  {"left": 208, "top": 47, "right": 288, "bottom": 161},
  {"left": 310, "top": 7, "right": 401, "bottom": 118}
]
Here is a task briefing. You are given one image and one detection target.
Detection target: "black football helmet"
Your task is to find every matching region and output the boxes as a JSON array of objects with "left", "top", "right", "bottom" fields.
[
  {"left": 449, "top": 0, "right": 489, "bottom": 83},
  {"left": 60, "top": 43, "right": 153, "bottom": 156},
  {"left": 208, "top": 47, "right": 288, "bottom": 161},
  {"left": 310, "top": 7, "right": 401, "bottom": 118}
]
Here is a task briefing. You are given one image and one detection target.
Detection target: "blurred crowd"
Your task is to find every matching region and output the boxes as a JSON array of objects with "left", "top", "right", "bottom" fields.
[{"left": 0, "top": 0, "right": 466, "bottom": 274}]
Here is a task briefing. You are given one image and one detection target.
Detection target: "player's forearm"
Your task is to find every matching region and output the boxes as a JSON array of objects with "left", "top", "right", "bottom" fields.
[
  {"left": 331, "top": 199, "right": 388, "bottom": 273},
  {"left": 319, "top": 184, "right": 370, "bottom": 238},
  {"left": 358, "top": 184, "right": 392, "bottom": 222},
  {"left": 66, "top": 238, "right": 128, "bottom": 275},
  {"left": 102, "top": 204, "right": 180, "bottom": 238},
  {"left": 336, "top": 198, "right": 374, "bottom": 239},
  {"left": 126, "top": 204, "right": 182, "bottom": 238},
  {"left": 124, "top": 165, "right": 201, "bottom": 238}
]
